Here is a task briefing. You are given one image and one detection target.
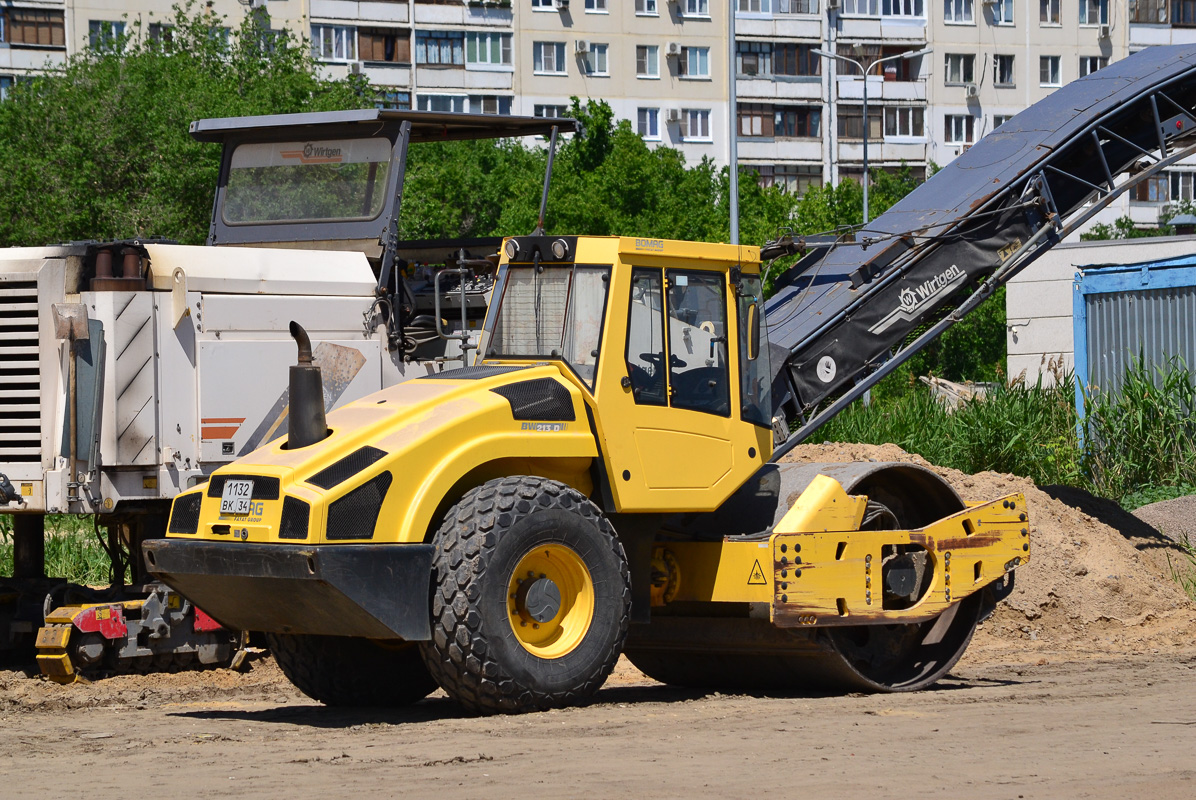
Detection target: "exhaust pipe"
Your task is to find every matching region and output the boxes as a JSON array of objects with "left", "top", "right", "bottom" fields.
[{"left": 288, "top": 322, "right": 329, "bottom": 449}]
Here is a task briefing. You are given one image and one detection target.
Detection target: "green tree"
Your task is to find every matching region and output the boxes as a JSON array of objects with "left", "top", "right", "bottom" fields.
[{"left": 0, "top": 3, "right": 367, "bottom": 248}]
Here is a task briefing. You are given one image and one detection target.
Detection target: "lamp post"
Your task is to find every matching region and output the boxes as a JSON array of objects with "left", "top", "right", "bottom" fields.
[{"left": 813, "top": 47, "right": 931, "bottom": 225}]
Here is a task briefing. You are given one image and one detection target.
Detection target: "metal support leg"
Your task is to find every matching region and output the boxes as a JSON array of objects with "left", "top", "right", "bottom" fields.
[{"left": 12, "top": 514, "right": 45, "bottom": 580}]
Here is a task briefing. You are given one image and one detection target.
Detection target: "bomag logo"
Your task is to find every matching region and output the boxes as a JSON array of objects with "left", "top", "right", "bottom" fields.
[
  {"left": 635, "top": 238, "right": 665, "bottom": 252},
  {"left": 280, "top": 143, "right": 344, "bottom": 165}
]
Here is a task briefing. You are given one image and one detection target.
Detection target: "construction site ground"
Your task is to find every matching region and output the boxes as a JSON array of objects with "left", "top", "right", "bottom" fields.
[{"left": 3, "top": 443, "right": 1195, "bottom": 799}]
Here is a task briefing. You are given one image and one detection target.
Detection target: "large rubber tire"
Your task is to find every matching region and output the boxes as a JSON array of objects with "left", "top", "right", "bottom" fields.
[
  {"left": 419, "top": 476, "right": 631, "bottom": 714},
  {"left": 266, "top": 633, "right": 438, "bottom": 707}
]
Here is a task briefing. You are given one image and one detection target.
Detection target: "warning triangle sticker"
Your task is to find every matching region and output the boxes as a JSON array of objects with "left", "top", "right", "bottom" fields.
[{"left": 747, "top": 559, "right": 768, "bottom": 585}]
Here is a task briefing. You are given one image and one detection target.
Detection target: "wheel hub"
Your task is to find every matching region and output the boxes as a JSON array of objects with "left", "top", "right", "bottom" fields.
[
  {"left": 506, "top": 544, "right": 595, "bottom": 659},
  {"left": 517, "top": 576, "right": 562, "bottom": 623}
]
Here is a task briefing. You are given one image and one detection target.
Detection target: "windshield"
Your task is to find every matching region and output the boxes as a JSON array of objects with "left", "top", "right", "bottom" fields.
[
  {"left": 484, "top": 263, "right": 611, "bottom": 389},
  {"left": 223, "top": 137, "right": 392, "bottom": 224}
]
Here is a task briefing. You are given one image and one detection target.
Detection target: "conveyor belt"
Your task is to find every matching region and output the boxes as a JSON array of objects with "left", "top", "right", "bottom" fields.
[{"left": 767, "top": 45, "right": 1196, "bottom": 458}]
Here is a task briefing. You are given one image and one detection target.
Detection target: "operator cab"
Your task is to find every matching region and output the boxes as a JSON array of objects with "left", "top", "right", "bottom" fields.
[{"left": 480, "top": 235, "right": 774, "bottom": 513}]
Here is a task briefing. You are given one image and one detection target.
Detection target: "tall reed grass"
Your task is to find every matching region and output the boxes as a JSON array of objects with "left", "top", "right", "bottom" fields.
[
  {"left": 818, "top": 358, "right": 1196, "bottom": 508},
  {"left": 0, "top": 515, "right": 112, "bottom": 585}
]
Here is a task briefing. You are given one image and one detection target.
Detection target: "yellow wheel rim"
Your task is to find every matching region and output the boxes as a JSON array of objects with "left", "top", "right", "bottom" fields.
[{"left": 507, "top": 543, "right": 594, "bottom": 659}]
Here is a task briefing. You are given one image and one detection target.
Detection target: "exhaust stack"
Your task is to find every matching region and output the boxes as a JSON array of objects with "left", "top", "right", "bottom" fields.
[{"left": 288, "top": 321, "right": 329, "bottom": 449}]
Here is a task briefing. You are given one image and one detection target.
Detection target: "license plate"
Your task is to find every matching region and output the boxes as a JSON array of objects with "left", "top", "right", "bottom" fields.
[{"left": 220, "top": 479, "right": 253, "bottom": 515}]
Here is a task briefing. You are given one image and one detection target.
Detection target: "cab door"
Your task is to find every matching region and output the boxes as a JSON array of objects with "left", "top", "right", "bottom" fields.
[{"left": 596, "top": 265, "right": 767, "bottom": 513}]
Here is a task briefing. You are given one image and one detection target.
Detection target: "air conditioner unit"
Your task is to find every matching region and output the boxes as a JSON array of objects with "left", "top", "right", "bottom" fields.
[
  {"left": 666, "top": 108, "right": 682, "bottom": 123},
  {"left": 1098, "top": 24, "right": 1111, "bottom": 38},
  {"left": 666, "top": 41, "right": 682, "bottom": 57},
  {"left": 575, "top": 39, "right": 590, "bottom": 54},
  {"left": 980, "top": 0, "right": 998, "bottom": 5},
  {"left": 965, "top": 83, "right": 980, "bottom": 98},
  {"left": 825, "top": 0, "right": 840, "bottom": 8},
  {"left": 554, "top": 0, "right": 569, "bottom": 9}
]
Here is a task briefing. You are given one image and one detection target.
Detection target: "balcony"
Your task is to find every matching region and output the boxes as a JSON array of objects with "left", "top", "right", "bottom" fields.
[
  {"left": 736, "top": 76, "right": 821, "bottom": 101},
  {"left": 361, "top": 63, "right": 412, "bottom": 86},
  {"left": 416, "top": 65, "right": 513, "bottom": 89},
  {"left": 735, "top": 17, "right": 821, "bottom": 39},
  {"left": 837, "top": 139, "right": 927, "bottom": 164},
  {"left": 413, "top": 1, "right": 513, "bottom": 27},
  {"left": 836, "top": 75, "right": 925, "bottom": 102},
  {"left": 737, "top": 138, "right": 822, "bottom": 161},
  {"left": 311, "top": 0, "right": 410, "bottom": 24}
]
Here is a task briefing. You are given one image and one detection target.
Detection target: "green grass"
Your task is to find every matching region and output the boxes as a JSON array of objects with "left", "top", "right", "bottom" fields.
[
  {"left": 1167, "top": 534, "right": 1196, "bottom": 602},
  {"left": 0, "top": 515, "right": 113, "bottom": 586},
  {"left": 818, "top": 359, "right": 1196, "bottom": 507}
]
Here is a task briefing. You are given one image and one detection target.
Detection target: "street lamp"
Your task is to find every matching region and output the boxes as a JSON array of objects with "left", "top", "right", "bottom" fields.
[{"left": 813, "top": 47, "right": 932, "bottom": 225}]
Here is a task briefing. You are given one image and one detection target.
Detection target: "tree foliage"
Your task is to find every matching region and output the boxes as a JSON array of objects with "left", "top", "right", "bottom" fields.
[
  {"left": 1080, "top": 200, "right": 1196, "bottom": 241},
  {"left": 0, "top": 3, "right": 368, "bottom": 247}
]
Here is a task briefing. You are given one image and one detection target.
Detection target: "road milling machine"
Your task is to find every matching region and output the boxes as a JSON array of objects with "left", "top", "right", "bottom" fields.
[
  {"left": 145, "top": 45, "right": 1196, "bottom": 712},
  {"left": 0, "top": 109, "right": 577, "bottom": 681}
]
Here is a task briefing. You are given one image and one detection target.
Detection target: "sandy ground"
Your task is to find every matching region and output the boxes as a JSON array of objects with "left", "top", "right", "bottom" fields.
[{"left": 1, "top": 443, "right": 1195, "bottom": 798}]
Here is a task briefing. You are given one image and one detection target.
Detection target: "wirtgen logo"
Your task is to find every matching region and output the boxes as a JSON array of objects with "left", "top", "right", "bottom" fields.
[
  {"left": 279, "top": 143, "right": 344, "bottom": 164},
  {"left": 869, "top": 264, "right": 966, "bottom": 335}
]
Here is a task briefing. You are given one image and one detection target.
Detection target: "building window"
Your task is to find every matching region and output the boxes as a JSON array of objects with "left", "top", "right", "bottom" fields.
[
  {"left": 466, "top": 32, "right": 511, "bottom": 67},
  {"left": 738, "top": 103, "right": 773, "bottom": 136},
  {"left": 534, "top": 104, "right": 567, "bottom": 117},
  {"left": 738, "top": 0, "right": 768, "bottom": 11},
  {"left": 737, "top": 41, "right": 772, "bottom": 77},
  {"left": 685, "top": 0, "right": 711, "bottom": 16},
  {"left": 945, "top": 0, "right": 973, "bottom": 22},
  {"left": 1040, "top": 55, "right": 1061, "bottom": 86},
  {"left": 582, "top": 43, "right": 609, "bottom": 75},
  {"left": 636, "top": 0, "right": 658, "bottom": 14},
  {"left": 1170, "top": 170, "right": 1196, "bottom": 201},
  {"left": 883, "top": 0, "right": 924, "bottom": 15},
  {"left": 843, "top": 0, "right": 879, "bottom": 13},
  {"left": 776, "top": 106, "right": 821, "bottom": 137},
  {"left": 416, "top": 31, "right": 464, "bottom": 66},
  {"left": 533, "top": 41, "right": 566, "bottom": 74},
  {"left": 417, "top": 94, "right": 466, "bottom": 113},
  {"left": 777, "top": 0, "right": 819, "bottom": 11},
  {"left": 680, "top": 109, "right": 712, "bottom": 140},
  {"left": 1178, "top": 0, "right": 1196, "bottom": 24},
  {"left": 585, "top": 0, "right": 608, "bottom": 10},
  {"left": 636, "top": 45, "right": 660, "bottom": 77},
  {"left": 884, "top": 106, "right": 924, "bottom": 137},
  {"left": 531, "top": 0, "right": 555, "bottom": 7},
  {"left": 945, "top": 53, "right": 975, "bottom": 85},
  {"left": 638, "top": 108, "right": 661, "bottom": 139},
  {"left": 376, "top": 89, "right": 411, "bottom": 110},
  {"left": 680, "top": 47, "right": 710, "bottom": 78},
  {"left": 148, "top": 23, "right": 174, "bottom": 47},
  {"left": 88, "top": 20, "right": 125, "bottom": 51},
  {"left": 992, "top": 114, "right": 1013, "bottom": 129},
  {"left": 1079, "top": 0, "right": 1109, "bottom": 24},
  {"left": 313, "top": 25, "right": 356, "bottom": 61},
  {"left": 1079, "top": 56, "right": 1108, "bottom": 76},
  {"left": 470, "top": 95, "right": 512, "bottom": 115},
  {"left": 1130, "top": 0, "right": 1168, "bottom": 23},
  {"left": 837, "top": 107, "right": 882, "bottom": 139},
  {"left": 945, "top": 114, "right": 975, "bottom": 144},
  {"left": 992, "top": 0, "right": 1014, "bottom": 24},
  {"left": 0, "top": 76, "right": 12, "bottom": 102},
  {"left": 1134, "top": 174, "right": 1168, "bottom": 202},
  {"left": 775, "top": 164, "right": 822, "bottom": 194},
  {"left": 360, "top": 28, "right": 411, "bottom": 64},
  {"left": 775, "top": 43, "right": 820, "bottom": 76},
  {"left": 1040, "top": 0, "right": 1060, "bottom": 23},
  {"left": 994, "top": 54, "right": 1015, "bottom": 86}
]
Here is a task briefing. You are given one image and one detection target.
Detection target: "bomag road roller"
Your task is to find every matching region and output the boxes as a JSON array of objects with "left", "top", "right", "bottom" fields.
[
  {"left": 143, "top": 234, "right": 1029, "bottom": 712},
  {"left": 145, "top": 43, "right": 1196, "bottom": 712}
]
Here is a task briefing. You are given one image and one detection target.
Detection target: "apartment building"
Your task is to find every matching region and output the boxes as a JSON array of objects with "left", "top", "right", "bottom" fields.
[
  {"left": 928, "top": 0, "right": 1122, "bottom": 166},
  {"left": 0, "top": 1, "right": 69, "bottom": 98}
]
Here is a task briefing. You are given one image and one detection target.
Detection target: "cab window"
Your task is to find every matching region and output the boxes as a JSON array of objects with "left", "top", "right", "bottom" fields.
[
  {"left": 624, "top": 268, "right": 667, "bottom": 405},
  {"left": 737, "top": 273, "right": 772, "bottom": 428},
  {"left": 666, "top": 270, "right": 730, "bottom": 416}
]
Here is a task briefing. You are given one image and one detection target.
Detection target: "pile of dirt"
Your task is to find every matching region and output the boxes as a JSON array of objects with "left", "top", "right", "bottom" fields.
[
  {"left": 784, "top": 443, "right": 1196, "bottom": 660},
  {"left": 0, "top": 651, "right": 303, "bottom": 714}
]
